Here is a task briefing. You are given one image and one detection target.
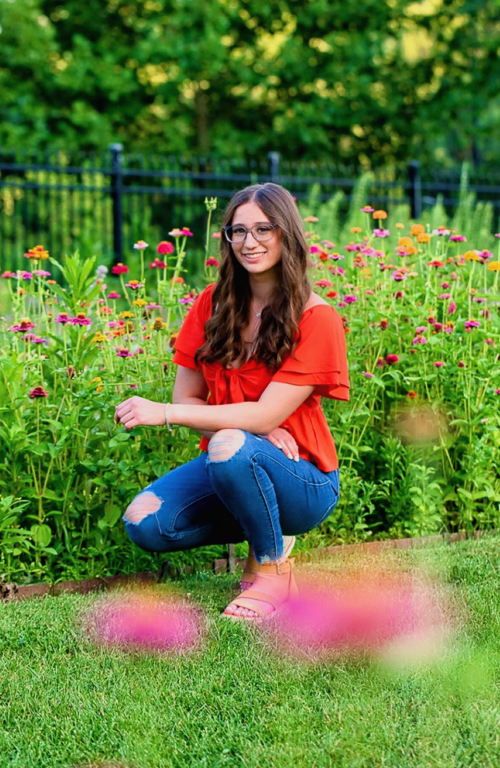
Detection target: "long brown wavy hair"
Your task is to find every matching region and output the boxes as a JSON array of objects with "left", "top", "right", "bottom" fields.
[{"left": 194, "top": 183, "right": 312, "bottom": 371}]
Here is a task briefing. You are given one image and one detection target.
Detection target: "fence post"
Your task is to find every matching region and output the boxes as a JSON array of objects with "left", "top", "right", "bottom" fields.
[
  {"left": 109, "top": 143, "right": 124, "bottom": 264},
  {"left": 408, "top": 160, "right": 422, "bottom": 219},
  {"left": 268, "top": 151, "right": 280, "bottom": 183}
]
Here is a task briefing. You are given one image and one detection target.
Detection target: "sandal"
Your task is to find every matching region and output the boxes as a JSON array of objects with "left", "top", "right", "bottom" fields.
[
  {"left": 240, "top": 536, "right": 296, "bottom": 590},
  {"left": 222, "top": 557, "right": 299, "bottom": 622}
]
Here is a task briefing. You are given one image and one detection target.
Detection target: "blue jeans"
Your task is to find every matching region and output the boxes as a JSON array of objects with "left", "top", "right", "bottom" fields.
[{"left": 123, "top": 430, "right": 340, "bottom": 564}]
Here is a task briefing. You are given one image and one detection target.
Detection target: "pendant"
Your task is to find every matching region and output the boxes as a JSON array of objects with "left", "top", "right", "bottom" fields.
[{"left": 255, "top": 312, "right": 262, "bottom": 318}]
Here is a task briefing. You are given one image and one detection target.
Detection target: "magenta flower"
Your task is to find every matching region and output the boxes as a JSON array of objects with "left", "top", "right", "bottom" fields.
[
  {"left": 55, "top": 313, "right": 71, "bottom": 324},
  {"left": 439, "top": 293, "right": 452, "bottom": 300},
  {"left": 33, "top": 269, "right": 51, "bottom": 277},
  {"left": 205, "top": 258, "right": 219, "bottom": 267},
  {"left": 362, "top": 372, "right": 374, "bottom": 378},
  {"left": 473, "top": 297, "right": 486, "bottom": 303},
  {"left": 448, "top": 301, "right": 457, "bottom": 315},
  {"left": 179, "top": 296, "right": 196, "bottom": 305},
  {"left": 391, "top": 271, "right": 406, "bottom": 281},
  {"left": 330, "top": 267, "right": 345, "bottom": 276},
  {"left": 146, "top": 303, "right": 161, "bottom": 310},
  {"left": 71, "top": 316, "right": 91, "bottom": 326},
  {"left": 29, "top": 386, "right": 48, "bottom": 398},
  {"left": 385, "top": 354, "right": 399, "bottom": 365},
  {"left": 373, "top": 229, "right": 390, "bottom": 238},
  {"left": 107, "top": 292, "right": 121, "bottom": 299},
  {"left": 433, "top": 323, "right": 444, "bottom": 333},
  {"left": 495, "top": 389, "right": 500, "bottom": 395},
  {"left": 112, "top": 264, "right": 129, "bottom": 275},
  {"left": 458, "top": 361, "right": 465, "bottom": 368},
  {"left": 450, "top": 235, "right": 466, "bottom": 242},
  {"left": 337, "top": 301, "right": 347, "bottom": 308},
  {"left": 1, "top": 271, "right": 17, "bottom": 278},
  {"left": 413, "top": 336, "right": 427, "bottom": 345},
  {"left": 361, "top": 206, "right": 374, "bottom": 213},
  {"left": 344, "top": 295, "right": 357, "bottom": 304},
  {"left": 21, "top": 272, "right": 33, "bottom": 280},
  {"left": 485, "top": 339, "right": 495, "bottom": 345},
  {"left": 465, "top": 320, "right": 481, "bottom": 329},
  {"left": 395, "top": 291, "right": 404, "bottom": 299},
  {"left": 441, "top": 282, "right": 450, "bottom": 289},
  {"left": 434, "top": 361, "right": 445, "bottom": 367},
  {"left": 116, "top": 347, "right": 133, "bottom": 357},
  {"left": 150, "top": 259, "right": 167, "bottom": 269},
  {"left": 157, "top": 241, "right": 175, "bottom": 255},
  {"left": 415, "top": 326, "right": 427, "bottom": 333}
]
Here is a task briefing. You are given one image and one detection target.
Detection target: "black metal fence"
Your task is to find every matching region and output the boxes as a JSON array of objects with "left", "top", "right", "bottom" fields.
[{"left": 1, "top": 144, "right": 500, "bottom": 272}]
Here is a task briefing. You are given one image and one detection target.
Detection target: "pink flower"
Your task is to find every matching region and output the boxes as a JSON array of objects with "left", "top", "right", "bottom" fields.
[
  {"left": 107, "top": 292, "right": 121, "bottom": 299},
  {"left": 413, "top": 336, "right": 427, "bottom": 345},
  {"left": 473, "top": 297, "right": 486, "bottom": 303},
  {"left": 375, "top": 357, "right": 384, "bottom": 368},
  {"left": 415, "top": 326, "right": 427, "bottom": 333},
  {"left": 361, "top": 206, "right": 374, "bottom": 213},
  {"left": 133, "top": 241, "right": 148, "bottom": 250},
  {"left": 125, "top": 282, "right": 144, "bottom": 290},
  {"left": 149, "top": 259, "right": 167, "bottom": 269},
  {"left": 315, "top": 279, "right": 332, "bottom": 287},
  {"left": 29, "top": 386, "right": 48, "bottom": 398},
  {"left": 373, "top": 229, "right": 390, "bottom": 237},
  {"left": 337, "top": 301, "right": 347, "bottom": 308},
  {"left": 385, "top": 354, "right": 399, "bottom": 365},
  {"left": 116, "top": 347, "right": 133, "bottom": 357},
  {"left": 395, "top": 291, "right": 404, "bottom": 299},
  {"left": 343, "top": 295, "right": 357, "bottom": 303},
  {"left": 112, "top": 263, "right": 129, "bottom": 275},
  {"left": 485, "top": 339, "right": 495, "bottom": 345},
  {"left": 205, "top": 258, "right": 219, "bottom": 267},
  {"left": 432, "top": 229, "right": 450, "bottom": 236},
  {"left": 55, "top": 314, "right": 71, "bottom": 324},
  {"left": 441, "top": 282, "right": 450, "bottom": 289},
  {"left": 362, "top": 371, "right": 374, "bottom": 378},
  {"left": 157, "top": 241, "right": 175, "bottom": 254},
  {"left": 391, "top": 271, "right": 406, "bottom": 281},
  {"left": 33, "top": 269, "right": 51, "bottom": 277},
  {"left": 71, "top": 316, "right": 92, "bottom": 326},
  {"left": 21, "top": 272, "right": 32, "bottom": 280},
  {"left": 434, "top": 361, "right": 445, "bottom": 367},
  {"left": 450, "top": 235, "right": 466, "bottom": 242},
  {"left": 1, "top": 271, "right": 17, "bottom": 278},
  {"left": 365, "top": 290, "right": 375, "bottom": 295},
  {"left": 330, "top": 267, "right": 345, "bottom": 276},
  {"left": 458, "top": 361, "right": 465, "bottom": 368},
  {"left": 465, "top": 320, "right": 481, "bottom": 329},
  {"left": 448, "top": 301, "right": 457, "bottom": 315},
  {"left": 439, "top": 293, "right": 452, "bottom": 300},
  {"left": 146, "top": 303, "right": 161, "bottom": 310},
  {"left": 495, "top": 389, "right": 500, "bottom": 395}
]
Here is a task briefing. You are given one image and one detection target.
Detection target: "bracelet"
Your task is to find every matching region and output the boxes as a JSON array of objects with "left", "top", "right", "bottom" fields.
[{"left": 164, "top": 402, "right": 172, "bottom": 432}]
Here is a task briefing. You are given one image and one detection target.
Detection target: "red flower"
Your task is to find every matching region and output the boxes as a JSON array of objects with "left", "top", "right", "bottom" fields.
[
  {"left": 157, "top": 241, "right": 174, "bottom": 255},
  {"left": 112, "top": 263, "right": 129, "bottom": 275},
  {"left": 385, "top": 354, "right": 399, "bottom": 365},
  {"left": 205, "top": 258, "right": 220, "bottom": 267},
  {"left": 29, "top": 386, "right": 48, "bottom": 398}
]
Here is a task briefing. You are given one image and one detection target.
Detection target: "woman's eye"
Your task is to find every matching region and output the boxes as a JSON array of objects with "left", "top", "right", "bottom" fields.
[
  {"left": 258, "top": 226, "right": 272, "bottom": 234},
  {"left": 233, "top": 228, "right": 246, "bottom": 236}
]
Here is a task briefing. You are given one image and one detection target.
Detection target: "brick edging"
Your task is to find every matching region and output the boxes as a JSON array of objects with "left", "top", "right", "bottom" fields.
[{"left": 1, "top": 529, "right": 488, "bottom": 602}]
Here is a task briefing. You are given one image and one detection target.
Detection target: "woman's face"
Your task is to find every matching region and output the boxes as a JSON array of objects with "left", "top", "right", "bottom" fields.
[{"left": 229, "top": 201, "right": 282, "bottom": 279}]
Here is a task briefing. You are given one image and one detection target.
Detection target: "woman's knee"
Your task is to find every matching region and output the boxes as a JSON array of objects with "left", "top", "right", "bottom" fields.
[
  {"left": 207, "top": 429, "right": 246, "bottom": 463},
  {"left": 123, "top": 490, "right": 172, "bottom": 552}
]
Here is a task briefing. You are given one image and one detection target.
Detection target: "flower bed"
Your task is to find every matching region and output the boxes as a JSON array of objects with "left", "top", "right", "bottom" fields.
[{"left": 1, "top": 195, "right": 500, "bottom": 583}]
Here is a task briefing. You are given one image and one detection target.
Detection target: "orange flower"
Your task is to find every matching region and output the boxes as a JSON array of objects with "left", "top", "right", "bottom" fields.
[
  {"left": 410, "top": 224, "right": 425, "bottom": 237},
  {"left": 398, "top": 237, "right": 413, "bottom": 248},
  {"left": 350, "top": 227, "right": 362, "bottom": 234},
  {"left": 171, "top": 276, "right": 184, "bottom": 284},
  {"left": 487, "top": 260, "right": 500, "bottom": 271},
  {"left": 372, "top": 210, "right": 387, "bottom": 220},
  {"left": 464, "top": 251, "right": 481, "bottom": 262},
  {"left": 406, "top": 390, "right": 418, "bottom": 399},
  {"left": 395, "top": 223, "right": 405, "bottom": 229},
  {"left": 303, "top": 216, "right": 319, "bottom": 223},
  {"left": 417, "top": 233, "right": 431, "bottom": 243},
  {"left": 24, "top": 244, "right": 49, "bottom": 260}
]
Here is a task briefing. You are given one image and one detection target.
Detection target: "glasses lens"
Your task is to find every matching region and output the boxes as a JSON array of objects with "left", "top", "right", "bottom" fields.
[
  {"left": 253, "top": 225, "right": 275, "bottom": 242},
  {"left": 225, "top": 226, "right": 246, "bottom": 243}
]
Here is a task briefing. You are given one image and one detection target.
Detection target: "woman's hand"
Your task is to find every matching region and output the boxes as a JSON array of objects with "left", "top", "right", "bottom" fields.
[
  {"left": 114, "top": 396, "right": 166, "bottom": 431},
  {"left": 265, "top": 427, "right": 299, "bottom": 462}
]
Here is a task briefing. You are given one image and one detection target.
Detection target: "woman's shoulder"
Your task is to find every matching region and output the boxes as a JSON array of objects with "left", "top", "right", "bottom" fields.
[{"left": 303, "top": 292, "right": 330, "bottom": 311}]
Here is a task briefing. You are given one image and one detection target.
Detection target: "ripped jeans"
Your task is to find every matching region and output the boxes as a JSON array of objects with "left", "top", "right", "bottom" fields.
[{"left": 123, "top": 429, "right": 340, "bottom": 564}]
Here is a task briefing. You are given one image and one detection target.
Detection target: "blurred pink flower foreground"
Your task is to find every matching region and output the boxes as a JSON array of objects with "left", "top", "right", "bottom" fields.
[{"left": 84, "top": 591, "right": 203, "bottom": 653}]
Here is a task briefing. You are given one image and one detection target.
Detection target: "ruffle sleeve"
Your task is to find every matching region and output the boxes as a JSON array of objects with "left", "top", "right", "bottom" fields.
[
  {"left": 271, "top": 305, "right": 350, "bottom": 401},
  {"left": 172, "top": 283, "right": 215, "bottom": 370}
]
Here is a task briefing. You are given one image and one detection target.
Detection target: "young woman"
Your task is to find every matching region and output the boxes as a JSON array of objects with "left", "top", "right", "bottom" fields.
[{"left": 115, "top": 182, "right": 349, "bottom": 621}]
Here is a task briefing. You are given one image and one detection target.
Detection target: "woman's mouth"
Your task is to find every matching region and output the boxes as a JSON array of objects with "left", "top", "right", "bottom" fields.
[{"left": 243, "top": 252, "right": 265, "bottom": 262}]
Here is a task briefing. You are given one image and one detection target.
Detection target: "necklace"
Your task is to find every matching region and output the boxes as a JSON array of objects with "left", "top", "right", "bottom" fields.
[{"left": 254, "top": 311, "right": 262, "bottom": 318}]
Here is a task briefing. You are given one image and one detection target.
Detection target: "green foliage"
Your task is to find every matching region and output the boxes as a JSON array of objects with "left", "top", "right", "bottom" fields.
[{"left": 1, "top": 0, "right": 500, "bottom": 165}]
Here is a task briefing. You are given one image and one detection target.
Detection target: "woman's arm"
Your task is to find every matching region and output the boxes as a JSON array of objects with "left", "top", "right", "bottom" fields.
[
  {"left": 114, "top": 381, "right": 315, "bottom": 435},
  {"left": 172, "top": 365, "right": 214, "bottom": 440}
]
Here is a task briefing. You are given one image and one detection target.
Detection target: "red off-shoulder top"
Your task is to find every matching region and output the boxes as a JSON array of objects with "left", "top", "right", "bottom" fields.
[{"left": 172, "top": 283, "right": 349, "bottom": 472}]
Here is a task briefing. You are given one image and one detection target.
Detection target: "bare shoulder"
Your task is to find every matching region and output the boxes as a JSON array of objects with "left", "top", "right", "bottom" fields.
[{"left": 303, "top": 292, "right": 330, "bottom": 311}]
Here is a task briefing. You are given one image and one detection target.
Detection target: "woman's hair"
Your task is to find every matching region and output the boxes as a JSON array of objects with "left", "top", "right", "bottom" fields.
[{"left": 194, "top": 183, "right": 311, "bottom": 371}]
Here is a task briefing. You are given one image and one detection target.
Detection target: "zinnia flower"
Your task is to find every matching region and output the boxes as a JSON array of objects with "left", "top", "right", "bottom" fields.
[
  {"left": 464, "top": 320, "right": 481, "bottom": 329},
  {"left": 112, "top": 263, "right": 129, "bottom": 275},
  {"left": 29, "top": 386, "right": 48, "bottom": 398},
  {"left": 150, "top": 259, "right": 167, "bottom": 269},
  {"left": 157, "top": 241, "right": 175, "bottom": 255},
  {"left": 361, "top": 206, "right": 374, "bottom": 213},
  {"left": 450, "top": 235, "right": 466, "bottom": 242},
  {"left": 55, "top": 313, "right": 71, "bottom": 324},
  {"left": 24, "top": 245, "right": 49, "bottom": 260},
  {"left": 315, "top": 279, "right": 332, "bottom": 288},
  {"left": 373, "top": 228, "right": 390, "bottom": 237},
  {"left": 115, "top": 347, "right": 132, "bottom": 357},
  {"left": 434, "top": 361, "right": 445, "bottom": 367},
  {"left": 205, "top": 258, "right": 219, "bottom": 267},
  {"left": 344, "top": 294, "right": 357, "bottom": 303},
  {"left": 385, "top": 354, "right": 399, "bottom": 365},
  {"left": 133, "top": 241, "right": 148, "bottom": 250},
  {"left": 362, "top": 372, "right": 374, "bottom": 378},
  {"left": 406, "top": 391, "right": 418, "bottom": 399},
  {"left": 413, "top": 336, "right": 427, "bottom": 345},
  {"left": 107, "top": 292, "right": 121, "bottom": 299}
]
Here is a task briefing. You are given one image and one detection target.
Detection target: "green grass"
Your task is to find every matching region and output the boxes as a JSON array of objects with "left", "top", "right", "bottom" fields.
[{"left": 2, "top": 535, "right": 500, "bottom": 768}]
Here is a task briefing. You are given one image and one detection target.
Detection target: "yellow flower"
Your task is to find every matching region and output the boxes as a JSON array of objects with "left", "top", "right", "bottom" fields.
[
  {"left": 91, "top": 332, "right": 107, "bottom": 343},
  {"left": 133, "top": 299, "right": 148, "bottom": 307},
  {"left": 360, "top": 268, "right": 372, "bottom": 277},
  {"left": 487, "top": 260, "right": 500, "bottom": 271},
  {"left": 398, "top": 236, "right": 413, "bottom": 248},
  {"left": 119, "top": 311, "right": 134, "bottom": 319},
  {"left": 464, "top": 251, "right": 481, "bottom": 262},
  {"left": 91, "top": 376, "right": 103, "bottom": 393},
  {"left": 395, "top": 223, "right": 405, "bottom": 229},
  {"left": 153, "top": 317, "right": 165, "bottom": 331}
]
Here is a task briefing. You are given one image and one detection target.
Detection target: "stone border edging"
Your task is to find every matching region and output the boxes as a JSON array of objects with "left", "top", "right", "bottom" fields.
[{"left": 1, "top": 530, "right": 488, "bottom": 602}]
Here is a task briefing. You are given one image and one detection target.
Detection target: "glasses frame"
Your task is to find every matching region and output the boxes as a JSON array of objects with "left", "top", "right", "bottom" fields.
[{"left": 223, "top": 222, "right": 278, "bottom": 244}]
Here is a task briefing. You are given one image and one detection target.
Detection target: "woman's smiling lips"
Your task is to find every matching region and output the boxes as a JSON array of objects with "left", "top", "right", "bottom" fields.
[{"left": 242, "top": 252, "right": 266, "bottom": 261}]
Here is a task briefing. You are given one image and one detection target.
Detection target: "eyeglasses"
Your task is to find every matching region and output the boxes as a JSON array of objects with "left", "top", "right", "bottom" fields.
[{"left": 223, "top": 222, "right": 278, "bottom": 244}]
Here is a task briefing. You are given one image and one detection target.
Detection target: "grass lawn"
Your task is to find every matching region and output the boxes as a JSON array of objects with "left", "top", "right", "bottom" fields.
[{"left": 1, "top": 535, "right": 500, "bottom": 768}]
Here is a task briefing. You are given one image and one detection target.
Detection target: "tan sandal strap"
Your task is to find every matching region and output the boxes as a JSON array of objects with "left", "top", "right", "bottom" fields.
[
  {"left": 228, "top": 593, "right": 275, "bottom": 617},
  {"left": 250, "top": 557, "right": 294, "bottom": 575}
]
